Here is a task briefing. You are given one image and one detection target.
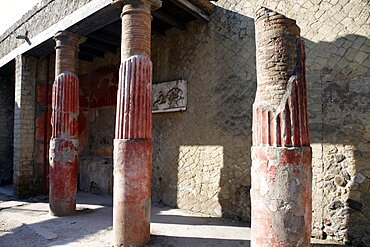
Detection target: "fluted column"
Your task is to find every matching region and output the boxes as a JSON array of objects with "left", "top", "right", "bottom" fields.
[
  {"left": 251, "top": 7, "right": 312, "bottom": 246},
  {"left": 113, "top": 0, "right": 161, "bottom": 246},
  {"left": 49, "top": 31, "right": 85, "bottom": 216}
]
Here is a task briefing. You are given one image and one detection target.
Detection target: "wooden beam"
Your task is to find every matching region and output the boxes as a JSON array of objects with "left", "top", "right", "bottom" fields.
[
  {"left": 101, "top": 24, "right": 121, "bottom": 39},
  {"left": 82, "top": 40, "right": 118, "bottom": 53},
  {"left": 79, "top": 46, "right": 105, "bottom": 58},
  {"left": 87, "top": 33, "right": 121, "bottom": 46},
  {"left": 169, "top": 0, "right": 210, "bottom": 22},
  {"left": 68, "top": 5, "right": 120, "bottom": 35},
  {"left": 152, "top": 9, "right": 186, "bottom": 29}
]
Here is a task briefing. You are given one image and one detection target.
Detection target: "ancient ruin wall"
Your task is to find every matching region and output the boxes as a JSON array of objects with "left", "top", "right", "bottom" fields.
[
  {"left": 151, "top": 0, "right": 369, "bottom": 244},
  {"left": 5, "top": 0, "right": 367, "bottom": 243},
  {"left": 0, "top": 76, "right": 14, "bottom": 185},
  {"left": 0, "top": 0, "right": 93, "bottom": 59}
]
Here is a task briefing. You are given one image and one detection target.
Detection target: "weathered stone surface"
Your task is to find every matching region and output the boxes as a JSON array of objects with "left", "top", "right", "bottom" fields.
[
  {"left": 113, "top": 1, "right": 160, "bottom": 246},
  {"left": 113, "top": 139, "right": 152, "bottom": 247},
  {"left": 251, "top": 7, "right": 312, "bottom": 246},
  {"left": 1, "top": 0, "right": 368, "bottom": 244},
  {"left": 79, "top": 156, "right": 113, "bottom": 195},
  {"left": 151, "top": 0, "right": 369, "bottom": 244},
  {"left": 49, "top": 31, "right": 85, "bottom": 216},
  {"left": 0, "top": 0, "right": 93, "bottom": 60}
]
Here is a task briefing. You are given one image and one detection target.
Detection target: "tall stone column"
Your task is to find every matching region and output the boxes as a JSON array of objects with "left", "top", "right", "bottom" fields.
[
  {"left": 49, "top": 31, "right": 85, "bottom": 216},
  {"left": 251, "top": 7, "right": 312, "bottom": 247},
  {"left": 113, "top": 0, "right": 161, "bottom": 246}
]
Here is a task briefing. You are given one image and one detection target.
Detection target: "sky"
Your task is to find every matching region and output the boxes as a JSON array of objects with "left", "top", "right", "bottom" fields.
[{"left": 0, "top": 0, "right": 41, "bottom": 35}]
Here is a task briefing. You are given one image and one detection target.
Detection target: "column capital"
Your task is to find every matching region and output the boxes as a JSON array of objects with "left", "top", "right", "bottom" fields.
[
  {"left": 54, "top": 31, "right": 86, "bottom": 49},
  {"left": 112, "top": 0, "right": 162, "bottom": 12}
]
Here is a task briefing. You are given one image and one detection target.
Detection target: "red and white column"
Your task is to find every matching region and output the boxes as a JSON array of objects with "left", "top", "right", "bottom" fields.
[
  {"left": 251, "top": 7, "right": 312, "bottom": 246},
  {"left": 113, "top": 0, "right": 161, "bottom": 246},
  {"left": 49, "top": 31, "right": 85, "bottom": 216}
]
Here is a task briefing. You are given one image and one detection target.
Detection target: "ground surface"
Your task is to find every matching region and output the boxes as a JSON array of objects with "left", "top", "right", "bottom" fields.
[{"left": 0, "top": 185, "right": 344, "bottom": 247}]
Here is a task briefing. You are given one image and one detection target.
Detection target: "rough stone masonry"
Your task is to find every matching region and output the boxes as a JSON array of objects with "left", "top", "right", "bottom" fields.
[{"left": 251, "top": 7, "right": 312, "bottom": 246}]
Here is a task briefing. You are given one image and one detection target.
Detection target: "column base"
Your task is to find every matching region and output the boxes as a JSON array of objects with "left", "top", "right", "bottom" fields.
[
  {"left": 251, "top": 146, "right": 312, "bottom": 247},
  {"left": 113, "top": 139, "right": 152, "bottom": 247},
  {"left": 49, "top": 137, "right": 78, "bottom": 216}
]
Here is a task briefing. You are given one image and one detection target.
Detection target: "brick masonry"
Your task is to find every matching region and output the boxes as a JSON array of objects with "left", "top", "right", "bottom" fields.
[
  {"left": 251, "top": 7, "right": 312, "bottom": 246},
  {"left": 14, "top": 55, "right": 37, "bottom": 198}
]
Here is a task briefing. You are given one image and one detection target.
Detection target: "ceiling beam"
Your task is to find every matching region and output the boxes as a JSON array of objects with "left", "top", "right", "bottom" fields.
[
  {"left": 152, "top": 9, "right": 186, "bottom": 30},
  {"left": 82, "top": 39, "right": 118, "bottom": 53},
  {"left": 79, "top": 46, "right": 105, "bottom": 58},
  {"left": 169, "top": 0, "right": 210, "bottom": 22},
  {"left": 100, "top": 24, "right": 121, "bottom": 39},
  {"left": 87, "top": 33, "right": 121, "bottom": 46}
]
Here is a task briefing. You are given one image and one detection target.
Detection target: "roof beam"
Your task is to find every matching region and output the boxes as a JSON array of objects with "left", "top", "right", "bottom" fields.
[
  {"left": 100, "top": 24, "right": 121, "bottom": 39},
  {"left": 79, "top": 46, "right": 105, "bottom": 58},
  {"left": 152, "top": 9, "right": 186, "bottom": 29},
  {"left": 87, "top": 33, "right": 121, "bottom": 46},
  {"left": 169, "top": 0, "right": 210, "bottom": 22},
  {"left": 81, "top": 39, "right": 118, "bottom": 53}
]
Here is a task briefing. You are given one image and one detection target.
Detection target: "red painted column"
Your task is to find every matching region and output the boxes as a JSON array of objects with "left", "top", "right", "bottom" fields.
[
  {"left": 113, "top": 0, "right": 161, "bottom": 246},
  {"left": 251, "top": 7, "right": 312, "bottom": 247},
  {"left": 49, "top": 31, "right": 85, "bottom": 216}
]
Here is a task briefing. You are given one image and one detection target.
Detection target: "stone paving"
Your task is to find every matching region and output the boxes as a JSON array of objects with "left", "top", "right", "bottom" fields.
[{"left": 0, "top": 186, "right": 344, "bottom": 247}]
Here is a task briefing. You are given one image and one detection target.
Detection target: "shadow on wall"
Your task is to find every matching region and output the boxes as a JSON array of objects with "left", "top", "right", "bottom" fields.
[
  {"left": 0, "top": 75, "right": 15, "bottom": 185},
  {"left": 151, "top": 5, "right": 370, "bottom": 245},
  {"left": 303, "top": 33, "right": 369, "bottom": 245},
  {"left": 152, "top": 7, "right": 256, "bottom": 222}
]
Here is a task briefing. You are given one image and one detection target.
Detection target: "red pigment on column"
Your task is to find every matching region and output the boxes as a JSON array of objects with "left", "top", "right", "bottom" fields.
[
  {"left": 49, "top": 31, "right": 85, "bottom": 216},
  {"left": 251, "top": 7, "right": 312, "bottom": 247},
  {"left": 112, "top": 1, "right": 161, "bottom": 246}
]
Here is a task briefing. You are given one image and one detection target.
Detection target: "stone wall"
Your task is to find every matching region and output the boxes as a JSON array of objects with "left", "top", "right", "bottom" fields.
[
  {"left": 0, "top": 75, "right": 14, "bottom": 185},
  {"left": 151, "top": 0, "right": 370, "bottom": 244},
  {"left": 0, "top": 0, "right": 93, "bottom": 59}
]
